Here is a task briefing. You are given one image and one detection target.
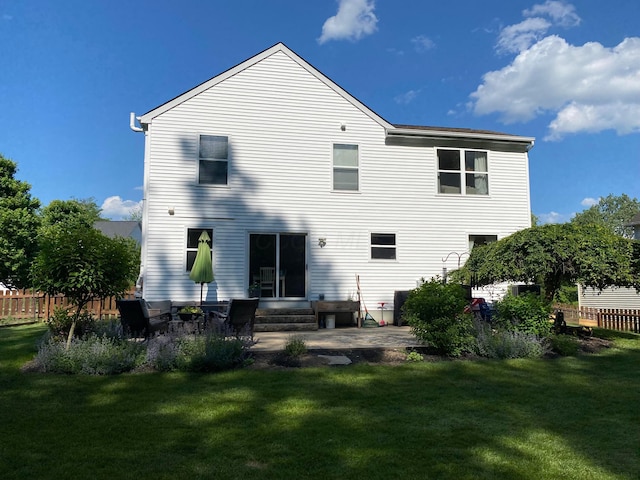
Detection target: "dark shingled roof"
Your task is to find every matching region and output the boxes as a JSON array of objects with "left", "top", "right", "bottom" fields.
[
  {"left": 94, "top": 221, "right": 141, "bottom": 239},
  {"left": 392, "top": 124, "right": 522, "bottom": 138}
]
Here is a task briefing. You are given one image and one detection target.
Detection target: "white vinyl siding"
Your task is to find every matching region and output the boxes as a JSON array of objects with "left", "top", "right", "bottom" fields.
[{"left": 141, "top": 48, "right": 532, "bottom": 304}]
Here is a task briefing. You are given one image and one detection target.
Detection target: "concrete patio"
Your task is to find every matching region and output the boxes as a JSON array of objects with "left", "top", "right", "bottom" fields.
[{"left": 251, "top": 326, "right": 421, "bottom": 352}]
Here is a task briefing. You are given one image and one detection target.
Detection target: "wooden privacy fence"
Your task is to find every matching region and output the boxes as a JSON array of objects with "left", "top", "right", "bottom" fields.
[
  {"left": 553, "top": 303, "right": 640, "bottom": 333},
  {"left": 0, "top": 289, "right": 136, "bottom": 321}
]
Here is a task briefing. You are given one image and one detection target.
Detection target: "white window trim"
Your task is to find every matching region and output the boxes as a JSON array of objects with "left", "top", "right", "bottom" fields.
[
  {"left": 436, "top": 148, "right": 490, "bottom": 196},
  {"left": 197, "top": 133, "right": 231, "bottom": 187},
  {"left": 370, "top": 232, "right": 397, "bottom": 261},
  {"left": 332, "top": 143, "right": 360, "bottom": 193}
]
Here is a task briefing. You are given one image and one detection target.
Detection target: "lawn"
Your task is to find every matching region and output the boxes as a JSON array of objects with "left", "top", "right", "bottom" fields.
[{"left": 1, "top": 324, "right": 638, "bottom": 480}]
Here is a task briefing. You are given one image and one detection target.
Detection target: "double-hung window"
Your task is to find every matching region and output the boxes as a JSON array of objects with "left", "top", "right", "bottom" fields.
[
  {"left": 437, "top": 149, "right": 488, "bottom": 195},
  {"left": 186, "top": 228, "right": 213, "bottom": 271},
  {"left": 199, "top": 135, "right": 228, "bottom": 185},
  {"left": 333, "top": 144, "right": 359, "bottom": 191},
  {"left": 371, "top": 233, "right": 396, "bottom": 260}
]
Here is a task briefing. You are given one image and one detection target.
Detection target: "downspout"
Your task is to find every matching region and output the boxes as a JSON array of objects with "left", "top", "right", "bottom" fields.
[{"left": 130, "top": 112, "right": 143, "bottom": 132}]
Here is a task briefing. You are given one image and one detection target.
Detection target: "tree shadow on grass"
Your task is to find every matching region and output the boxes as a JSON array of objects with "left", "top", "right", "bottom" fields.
[{"left": 1, "top": 326, "right": 639, "bottom": 479}]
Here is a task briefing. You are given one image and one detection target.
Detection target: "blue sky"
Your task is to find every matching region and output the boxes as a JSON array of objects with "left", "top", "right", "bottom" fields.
[{"left": 1, "top": 0, "right": 638, "bottom": 222}]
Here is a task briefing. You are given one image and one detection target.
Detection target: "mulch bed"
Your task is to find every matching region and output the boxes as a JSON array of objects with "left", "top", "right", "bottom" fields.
[{"left": 247, "top": 336, "right": 613, "bottom": 370}]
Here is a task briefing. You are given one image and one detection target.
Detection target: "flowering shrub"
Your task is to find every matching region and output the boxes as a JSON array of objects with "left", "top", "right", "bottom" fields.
[{"left": 474, "top": 321, "right": 548, "bottom": 359}]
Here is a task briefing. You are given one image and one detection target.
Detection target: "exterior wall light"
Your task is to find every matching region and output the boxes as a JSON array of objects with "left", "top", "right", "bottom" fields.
[{"left": 318, "top": 238, "right": 327, "bottom": 248}]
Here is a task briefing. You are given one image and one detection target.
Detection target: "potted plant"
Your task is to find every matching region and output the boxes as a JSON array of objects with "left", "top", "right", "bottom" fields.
[
  {"left": 177, "top": 306, "right": 203, "bottom": 321},
  {"left": 248, "top": 282, "right": 260, "bottom": 298}
]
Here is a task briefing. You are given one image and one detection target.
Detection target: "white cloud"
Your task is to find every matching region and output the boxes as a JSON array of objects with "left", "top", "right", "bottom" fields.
[
  {"left": 496, "top": 1, "right": 580, "bottom": 54},
  {"left": 394, "top": 89, "right": 420, "bottom": 105},
  {"left": 471, "top": 35, "right": 640, "bottom": 138},
  {"left": 581, "top": 197, "right": 599, "bottom": 207},
  {"left": 101, "top": 196, "right": 142, "bottom": 220},
  {"left": 523, "top": 0, "right": 580, "bottom": 27},
  {"left": 411, "top": 35, "right": 435, "bottom": 53},
  {"left": 318, "top": 0, "right": 378, "bottom": 44},
  {"left": 496, "top": 17, "right": 551, "bottom": 54},
  {"left": 538, "top": 211, "right": 574, "bottom": 224}
]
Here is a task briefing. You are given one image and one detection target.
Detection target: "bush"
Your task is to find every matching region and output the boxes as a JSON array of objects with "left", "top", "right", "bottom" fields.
[
  {"left": 474, "top": 322, "right": 548, "bottom": 359},
  {"left": 34, "top": 334, "right": 146, "bottom": 374},
  {"left": 402, "top": 278, "right": 474, "bottom": 356},
  {"left": 47, "top": 307, "right": 96, "bottom": 340},
  {"left": 284, "top": 336, "right": 307, "bottom": 357},
  {"left": 549, "top": 334, "right": 581, "bottom": 356},
  {"left": 405, "top": 350, "right": 424, "bottom": 362},
  {"left": 493, "top": 293, "right": 552, "bottom": 336}
]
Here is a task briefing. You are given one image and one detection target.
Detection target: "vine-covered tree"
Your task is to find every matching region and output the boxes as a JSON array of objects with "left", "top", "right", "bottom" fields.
[
  {"left": 571, "top": 194, "right": 640, "bottom": 238},
  {"left": 0, "top": 154, "right": 41, "bottom": 288},
  {"left": 31, "top": 219, "right": 139, "bottom": 348},
  {"left": 454, "top": 223, "right": 639, "bottom": 302}
]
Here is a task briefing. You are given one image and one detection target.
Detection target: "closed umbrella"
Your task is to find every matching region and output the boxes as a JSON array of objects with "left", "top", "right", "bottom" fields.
[{"left": 189, "top": 231, "right": 214, "bottom": 305}]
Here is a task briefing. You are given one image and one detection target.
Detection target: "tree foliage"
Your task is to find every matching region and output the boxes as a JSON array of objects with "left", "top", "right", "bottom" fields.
[
  {"left": 31, "top": 220, "right": 139, "bottom": 347},
  {"left": 453, "top": 223, "right": 639, "bottom": 302},
  {"left": 0, "top": 154, "right": 41, "bottom": 288},
  {"left": 41, "top": 198, "right": 103, "bottom": 228},
  {"left": 571, "top": 194, "right": 640, "bottom": 238}
]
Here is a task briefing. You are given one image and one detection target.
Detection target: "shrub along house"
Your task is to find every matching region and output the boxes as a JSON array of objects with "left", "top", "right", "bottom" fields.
[{"left": 130, "top": 43, "right": 534, "bottom": 322}]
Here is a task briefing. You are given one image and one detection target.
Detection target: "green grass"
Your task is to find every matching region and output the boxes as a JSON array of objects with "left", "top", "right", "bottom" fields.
[{"left": 1, "top": 324, "right": 639, "bottom": 479}]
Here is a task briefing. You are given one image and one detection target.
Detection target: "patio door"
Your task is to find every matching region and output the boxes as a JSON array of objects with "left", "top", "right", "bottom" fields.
[{"left": 249, "top": 233, "right": 306, "bottom": 298}]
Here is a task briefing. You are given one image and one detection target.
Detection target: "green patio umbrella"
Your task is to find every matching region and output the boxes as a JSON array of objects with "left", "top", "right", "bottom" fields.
[{"left": 189, "top": 231, "right": 214, "bottom": 305}]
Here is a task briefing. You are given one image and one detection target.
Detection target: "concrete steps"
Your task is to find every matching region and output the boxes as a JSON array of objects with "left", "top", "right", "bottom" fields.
[{"left": 255, "top": 308, "right": 317, "bottom": 332}]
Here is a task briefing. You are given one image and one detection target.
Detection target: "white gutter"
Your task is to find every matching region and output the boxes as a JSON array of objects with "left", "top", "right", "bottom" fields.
[{"left": 130, "top": 112, "right": 144, "bottom": 132}]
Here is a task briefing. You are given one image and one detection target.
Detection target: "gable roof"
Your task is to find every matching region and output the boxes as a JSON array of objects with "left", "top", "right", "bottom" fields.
[
  {"left": 625, "top": 212, "right": 640, "bottom": 227},
  {"left": 137, "top": 42, "right": 534, "bottom": 148},
  {"left": 94, "top": 221, "right": 141, "bottom": 240},
  {"left": 139, "top": 42, "right": 393, "bottom": 130}
]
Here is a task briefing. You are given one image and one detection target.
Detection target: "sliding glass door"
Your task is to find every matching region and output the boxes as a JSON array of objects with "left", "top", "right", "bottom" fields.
[{"left": 249, "top": 233, "right": 306, "bottom": 298}]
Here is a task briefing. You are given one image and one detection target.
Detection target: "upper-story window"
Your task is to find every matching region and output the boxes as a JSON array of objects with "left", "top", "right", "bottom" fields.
[
  {"left": 437, "top": 149, "right": 488, "bottom": 195},
  {"left": 333, "top": 144, "right": 359, "bottom": 191},
  {"left": 199, "top": 135, "right": 228, "bottom": 185}
]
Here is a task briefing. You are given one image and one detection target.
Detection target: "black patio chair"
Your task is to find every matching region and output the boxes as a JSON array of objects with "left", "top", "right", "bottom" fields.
[
  {"left": 116, "top": 299, "right": 170, "bottom": 338},
  {"left": 210, "top": 298, "right": 259, "bottom": 338}
]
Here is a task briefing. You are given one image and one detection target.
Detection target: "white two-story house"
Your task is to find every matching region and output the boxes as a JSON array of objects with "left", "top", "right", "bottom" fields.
[{"left": 131, "top": 43, "right": 534, "bottom": 310}]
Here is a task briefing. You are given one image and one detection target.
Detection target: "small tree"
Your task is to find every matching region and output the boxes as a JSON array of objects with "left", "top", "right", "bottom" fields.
[
  {"left": 31, "top": 220, "right": 139, "bottom": 348},
  {"left": 0, "top": 155, "right": 41, "bottom": 288}
]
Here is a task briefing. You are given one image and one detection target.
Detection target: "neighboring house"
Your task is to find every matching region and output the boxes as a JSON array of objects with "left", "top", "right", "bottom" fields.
[
  {"left": 94, "top": 221, "right": 142, "bottom": 244},
  {"left": 579, "top": 212, "right": 640, "bottom": 310},
  {"left": 131, "top": 43, "right": 534, "bottom": 307}
]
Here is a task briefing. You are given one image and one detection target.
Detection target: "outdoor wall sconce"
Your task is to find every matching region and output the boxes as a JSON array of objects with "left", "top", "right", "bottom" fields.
[
  {"left": 168, "top": 207, "right": 175, "bottom": 215},
  {"left": 318, "top": 237, "right": 327, "bottom": 248},
  {"left": 340, "top": 122, "right": 346, "bottom": 131}
]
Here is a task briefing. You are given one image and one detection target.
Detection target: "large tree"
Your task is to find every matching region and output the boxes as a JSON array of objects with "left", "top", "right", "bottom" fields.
[
  {"left": 41, "top": 198, "right": 104, "bottom": 228},
  {"left": 571, "top": 194, "right": 640, "bottom": 238},
  {"left": 0, "top": 155, "right": 41, "bottom": 288},
  {"left": 31, "top": 219, "right": 139, "bottom": 347},
  {"left": 454, "top": 223, "right": 639, "bottom": 302}
]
